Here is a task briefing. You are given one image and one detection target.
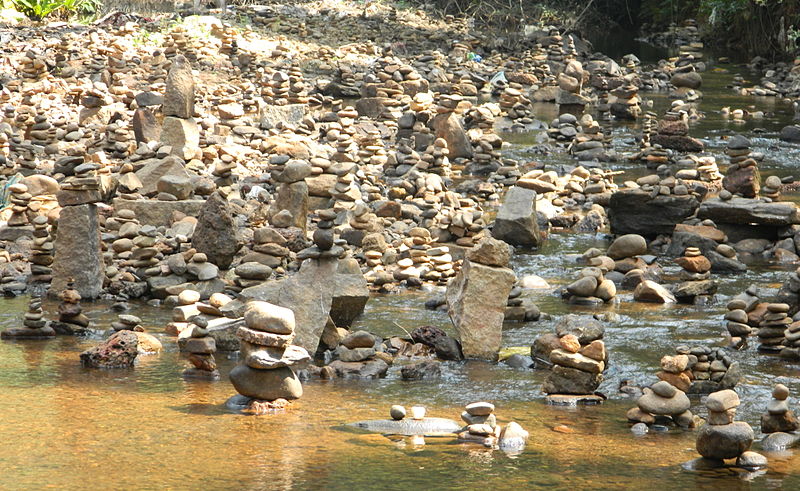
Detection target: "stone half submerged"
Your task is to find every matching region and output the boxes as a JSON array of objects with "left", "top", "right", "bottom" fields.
[{"left": 346, "top": 417, "right": 463, "bottom": 436}]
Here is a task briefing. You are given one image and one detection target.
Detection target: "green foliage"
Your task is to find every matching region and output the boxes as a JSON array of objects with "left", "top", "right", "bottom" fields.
[
  {"left": 12, "top": 0, "right": 64, "bottom": 19},
  {"left": 11, "top": 0, "right": 100, "bottom": 20}
]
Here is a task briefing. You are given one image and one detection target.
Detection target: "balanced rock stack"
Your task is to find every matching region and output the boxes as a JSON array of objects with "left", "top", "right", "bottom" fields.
[
  {"left": 609, "top": 82, "right": 641, "bottom": 120},
  {"left": 54, "top": 280, "right": 90, "bottom": 334},
  {"left": 665, "top": 345, "right": 742, "bottom": 394},
  {"left": 673, "top": 246, "right": 716, "bottom": 304},
  {"left": 541, "top": 328, "right": 608, "bottom": 404},
  {"left": 780, "top": 315, "right": 800, "bottom": 359},
  {"left": 457, "top": 402, "right": 499, "bottom": 447},
  {"left": 1, "top": 295, "right": 55, "bottom": 339},
  {"left": 628, "top": 381, "right": 692, "bottom": 428},
  {"left": 181, "top": 316, "right": 219, "bottom": 380},
  {"left": 547, "top": 113, "right": 578, "bottom": 143},
  {"left": 18, "top": 50, "right": 48, "bottom": 80},
  {"left": 760, "top": 384, "right": 799, "bottom": 433},
  {"left": 29, "top": 215, "right": 54, "bottom": 283},
  {"left": 651, "top": 106, "right": 704, "bottom": 152},
  {"left": 758, "top": 303, "right": 790, "bottom": 353},
  {"left": 722, "top": 135, "right": 759, "bottom": 199},
  {"left": 58, "top": 162, "right": 102, "bottom": 206},
  {"left": 111, "top": 314, "right": 142, "bottom": 332},
  {"left": 563, "top": 267, "right": 616, "bottom": 306},
  {"left": 762, "top": 175, "right": 782, "bottom": 201},
  {"left": 6, "top": 183, "right": 32, "bottom": 227},
  {"left": 229, "top": 301, "right": 308, "bottom": 408},
  {"left": 696, "top": 390, "right": 764, "bottom": 468},
  {"left": 724, "top": 300, "right": 753, "bottom": 345}
]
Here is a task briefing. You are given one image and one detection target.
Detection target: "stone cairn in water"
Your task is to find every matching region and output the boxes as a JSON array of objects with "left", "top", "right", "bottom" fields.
[
  {"left": 542, "top": 332, "right": 607, "bottom": 404},
  {"left": 1, "top": 294, "right": 55, "bottom": 339},
  {"left": 53, "top": 279, "right": 89, "bottom": 334},
  {"left": 228, "top": 301, "right": 310, "bottom": 413},
  {"left": 181, "top": 314, "right": 218, "bottom": 380},
  {"left": 628, "top": 380, "right": 693, "bottom": 429},
  {"left": 724, "top": 299, "right": 752, "bottom": 348},
  {"left": 757, "top": 303, "right": 790, "bottom": 353},
  {"left": 761, "top": 384, "right": 799, "bottom": 434},
  {"left": 563, "top": 266, "right": 616, "bottom": 306},
  {"left": 655, "top": 346, "right": 741, "bottom": 394},
  {"left": 696, "top": 390, "right": 766, "bottom": 469},
  {"left": 457, "top": 402, "right": 499, "bottom": 446}
]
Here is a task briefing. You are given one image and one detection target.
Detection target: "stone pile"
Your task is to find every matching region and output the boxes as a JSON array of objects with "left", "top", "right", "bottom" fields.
[
  {"left": 1, "top": 295, "right": 55, "bottom": 339},
  {"left": 722, "top": 135, "right": 759, "bottom": 199},
  {"left": 563, "top": 267, "right": 616, "bottom": 306},
  {"left": 543, "top": 332, "right": 607, "bottom": 403},
  {"left": 780, "top": 314, "right": 800, "bottom": 360},
  {"left": 656, "top": 346, "right": 741, "bottom": 394},
  {"left": 609, "top": 82, "right": 641, "bottom": 120},
  {"left": 6, "top": 183, "right": 32, "bottom": 227},
  {"left": 53, "top": 280, "right": 90, "bottom": 334},
  {"left": 724, "top": 299, "right": 753, "bottom": 345},
  {"left": 111, "top": 314, "right": 142, "bottom": 332},
  {"left": 181, "top": 314, "right": 219, "bottom": 380},
  {"left": 547, "top": 113, "right": 579, "bottom": 143},
  {"left": 457, "top": 401, "right": 499, "bottom": 446},
  {"left": 757, "top": 303, "right": 790, "bottom": 353},
  {"left": 672, "top": 246, "right": 716, "bottom": 304},
  {"left": 761, "top": 384, "right": 799, "bottom": 434},
  {"left": 229, "top": 301, "right": 308, "bottom": 409},
  {"left": 696, "top": 390, "right": 764, "bottom": 468},
  {"left": 29, "top": 215, "right": 54, "bottom": 284},
  {"left": 627, "top": 381, "right": 692, "bottom": 428},
  {"left": 651, "top": 106, "right": 703, "bottom": 152}
]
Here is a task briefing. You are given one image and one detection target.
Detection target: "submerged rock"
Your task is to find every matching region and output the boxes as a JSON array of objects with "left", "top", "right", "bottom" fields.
[{"left": 348, "top": 417, "right": 462, "bottom": 436}]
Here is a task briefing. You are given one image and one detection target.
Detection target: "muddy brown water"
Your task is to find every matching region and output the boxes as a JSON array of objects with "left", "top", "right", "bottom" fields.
[{"left": 4, "top": 59, "right": 800, "bottom": 489}]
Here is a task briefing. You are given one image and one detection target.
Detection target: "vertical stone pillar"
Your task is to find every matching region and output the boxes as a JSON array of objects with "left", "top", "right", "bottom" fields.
[{"left": 50, "top": 204, "right": 103, "bottom": 299}]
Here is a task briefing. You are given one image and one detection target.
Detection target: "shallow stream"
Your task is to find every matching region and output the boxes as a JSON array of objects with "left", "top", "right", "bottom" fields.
[{"left": 4, "top": 51, "right": 800, "bottom": 489}]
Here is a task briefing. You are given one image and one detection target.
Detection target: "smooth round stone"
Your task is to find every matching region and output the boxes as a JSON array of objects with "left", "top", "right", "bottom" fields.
[
  {"left": 244, "top": 301, "right": 295, "bottom": 334},
  {"left": 410, "top": 406, "right": 426, "bottom": 420},
  {"left": 768, "top": 303, "right": 790, "bottom": 313},
  {"left": 235, "top": 262, "right": 272, "bottom": 280},
  {"left": 724, "top": 309, "right": 748, "bottom": 323},
  {"left": 773, "top": 384, "right": 790, "bottom": 400},
  {"left": 209, "top": 293, "right": 232, "bottom": 308},
  {"left": 727, "top": 299, "right": 747, "bottom": 311},
  {"left": 638, "top": 389, "right": 690, "bottom": 416},
  {"left": 736, "top": 451, "right": 768, "bottom": 470},
  {"left": 390, "top": 405, "right": 406, "bottom": 420},
  {"left": 229, "top": 365, "right": 302, "bottom": 400},
  {"left": 341, "top": 330, "right": 375, "bottom": 349},
  {"left": 191, "top": 252, "right": 208, "bottom": 263},
  {"left": 465, "top": 401, "right": 495, "bottom": 416},
  {"left": 631, "top": 422, "right": 649, "bottom": 435},
  {"left": 651, "top": 380, "right": 678, "bottom": 398},
  {"left": 696, "top": 422, "right": 754, "bottom": 460},
  {"left": 178, "top": 289, "right": 201, "bottom": 305}
]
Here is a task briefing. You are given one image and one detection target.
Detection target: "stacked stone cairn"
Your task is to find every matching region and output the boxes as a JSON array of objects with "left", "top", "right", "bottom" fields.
[
  {"left": 563, "top": 267, "right": 616, "bottom": 306},
  {"left": 656, "top": 346, "right": 741, "bottom": 394},
  {"left": 542, "top": 332, "right": 607, "bottom": 404},
  {"left": 628, "top": 381, "right": 692, "bottom": 428},
  {"left": 229, "top": 301, "right": 309, "bottom": 411},
  {"left": 762, "top": 175, "right": 782, "bottom": 201},
  {"left": 181, "top": 313, "right": 219, "bottom": 380},
  {"left": 457, "top": 402, "right": 499, "bottom": 447},
  {"left": 111, "top": 314, "right": 142, "bottom": 332},
  {"left": 547, "top": 113, "right": 579, "bottom": 143},
  {"left": 722, "top": 135, "right": 759, "bottom": 199},
  {"left": 696, "top": 390, "right": 765, "bottom": 468},
  {"left": 672, "top": 246, "right": 716, "bottom": 304},
  {"left": 29, "top": 215, "right": 53, "bottom": 283},
  {"left": 609, "top": 81, "right": 641, "bottom": 120},
  {"left": 780, "top": 313, "right": 800, "bottom": 360},
  {"left": 6, "top": 183, "right": 32, "bottom": 227},
  {"left": 758, "top": 303, "right": 790, "bottom": 353},
  {"left": 1, "top": 295, "right": 55, "bottom": 339},
  {"left": 54, "top": 280, "right": 89, "bottom": 334},
  {"left": 761, "top": 384, "right": 799, "bottom": 434},
  {"left": 724, "top": 299, "right": 753, "bottom": 346}
]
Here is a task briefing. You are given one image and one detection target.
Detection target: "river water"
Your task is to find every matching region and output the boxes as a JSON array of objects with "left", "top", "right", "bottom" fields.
[{"left": 3, "top": 50, "right": 800, "bottom": 489}]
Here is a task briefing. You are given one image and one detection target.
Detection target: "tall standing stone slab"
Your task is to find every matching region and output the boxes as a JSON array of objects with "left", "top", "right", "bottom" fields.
[
  {"left": 493, "top": 186, "right": 541, "bottom": 247},
  {"left": 192, "top": 192, "right": 241, "bottom": 269},
  {"left": 275, "top": 181, "right": 309, "bottom": 233},
  {"left": 50, "top": 204, "right": 103, "bottom": 299},
  {"left": 163, "top": 54, "right": 195, "bottom": 119},
  {"left": 240, "top": 257, "right": 339, "bottom": 354},
  {"left": 446, "top": 258, "right": 516, "bottom": 361}
]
